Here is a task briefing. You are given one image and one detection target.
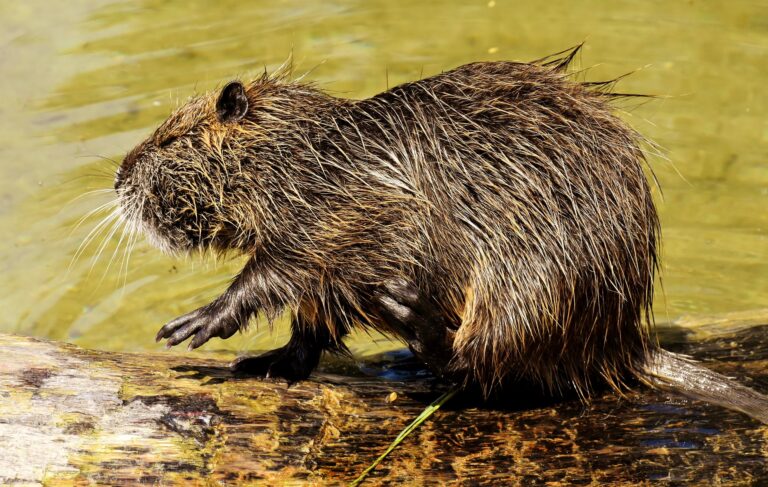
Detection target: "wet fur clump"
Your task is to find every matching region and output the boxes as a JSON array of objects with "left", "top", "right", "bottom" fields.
[
  {"left": 115, "top": 47, "right": 767, "bottom": 423},
  {"left": 117, "top": 48, "right": 656, "bottom": 397}
]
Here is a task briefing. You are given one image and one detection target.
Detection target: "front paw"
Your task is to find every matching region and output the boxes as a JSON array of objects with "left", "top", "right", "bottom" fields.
[
  {"left": 155, "top": 303, "right": 243, "bottom": 350},
  {"left": 230, "top": 347, "right": 314, "bottom": 383}
]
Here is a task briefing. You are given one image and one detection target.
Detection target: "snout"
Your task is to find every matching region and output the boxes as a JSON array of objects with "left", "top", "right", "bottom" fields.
[
  {"left": 114, "top": 169, "right": 123, "bottom": 190},
  {"left": 116, "top": 143, "right": 147, "bottom": 190}
]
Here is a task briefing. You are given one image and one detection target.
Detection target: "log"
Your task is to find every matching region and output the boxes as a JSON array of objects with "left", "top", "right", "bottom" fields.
[{"left": 0, "top": 324, "right": 767, "bottom": 485}]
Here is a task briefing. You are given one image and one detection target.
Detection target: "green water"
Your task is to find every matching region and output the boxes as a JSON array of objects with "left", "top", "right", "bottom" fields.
[{"left": 0, "top": 0, "right": 766, "bottom": 358}]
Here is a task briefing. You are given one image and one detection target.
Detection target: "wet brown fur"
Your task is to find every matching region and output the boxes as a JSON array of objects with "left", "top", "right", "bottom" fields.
[{"left": 115, "top": 47, "right": 768, "bottom": 422}]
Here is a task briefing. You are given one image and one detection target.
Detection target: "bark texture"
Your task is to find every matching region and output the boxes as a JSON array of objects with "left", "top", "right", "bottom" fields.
[{"left": 0, "top": 323, "right": 766, "bottom": 485}]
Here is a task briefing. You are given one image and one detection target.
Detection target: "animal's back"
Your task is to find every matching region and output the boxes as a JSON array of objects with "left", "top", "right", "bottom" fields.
[{"left": 347, "top": 60, "right": 659, "bottom": 395}]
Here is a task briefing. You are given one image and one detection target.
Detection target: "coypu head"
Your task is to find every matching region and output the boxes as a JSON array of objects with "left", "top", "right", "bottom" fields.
[{"left": 114, "top": 75, "right": 314, "bottom": 255}]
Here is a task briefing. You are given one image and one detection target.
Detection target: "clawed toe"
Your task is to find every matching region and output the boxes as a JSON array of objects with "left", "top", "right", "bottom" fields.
[
  {"left": 375, "top": 293, "right": 415, "bottom": 324},
  {"left": 383, "top": 278, "right": 420, "bottom": 307},
  {"left": 156, "top": 309, "right": 200, "bottom": 342},
  {"left": 155, "top": 302, "right": 243, "bottom": 350}
]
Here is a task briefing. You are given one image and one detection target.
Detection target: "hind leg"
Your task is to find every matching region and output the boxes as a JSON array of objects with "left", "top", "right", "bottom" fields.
[{"left": 374, "top": 280, "right": 456, "bottom": 378}]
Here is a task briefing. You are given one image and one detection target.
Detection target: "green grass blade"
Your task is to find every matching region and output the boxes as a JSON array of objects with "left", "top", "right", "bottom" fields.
[{"left": 348, "top": 387, "right": 459, "bottom": 486}]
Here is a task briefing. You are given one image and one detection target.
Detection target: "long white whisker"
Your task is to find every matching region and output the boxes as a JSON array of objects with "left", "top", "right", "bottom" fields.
[
  {"left": 66, "top": 188, "right": 115, "bottom": 207},
  {"left": 119, "top": 201, "right": 142, "bottom": 288},
  {"left": 120, "top": 224, "right": 139, "bottom": 289},
  {"left": 70, "top": 207, "right": 120, "bottom": 269},
  {"left": 88, "top": 210, "right": 123, "bottom": 276},
  {"left": 70, "top": 199, "right": 118, "bottom": 236},
  {"left": 103, "top": 208, "right": 130, "bottom": 280}
]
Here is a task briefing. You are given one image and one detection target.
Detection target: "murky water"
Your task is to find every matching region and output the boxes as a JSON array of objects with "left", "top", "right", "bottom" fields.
[{"left": 0, "top": 0, "right": 766, "bottom": 357}]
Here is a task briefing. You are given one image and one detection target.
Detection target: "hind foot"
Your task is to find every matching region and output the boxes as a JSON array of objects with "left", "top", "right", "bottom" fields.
[
  {"left": 374, "top": 279, "right": 456, "bottom": 376},
  {"left": 230, "top": 346, "right": 318, "bottom": 383}
]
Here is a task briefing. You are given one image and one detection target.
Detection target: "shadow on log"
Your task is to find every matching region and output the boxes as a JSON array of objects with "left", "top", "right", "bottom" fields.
[{"left": 0, "top": 323, "right": 767, "bottom": 485}]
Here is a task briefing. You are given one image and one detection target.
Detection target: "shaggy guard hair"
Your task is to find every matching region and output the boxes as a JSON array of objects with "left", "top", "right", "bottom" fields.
[
  {"left": 116, "top": 47, "right": 768, "bottom": 423},
  {"left": 117, "top": 47, "right": 656, "bottom": 398}
]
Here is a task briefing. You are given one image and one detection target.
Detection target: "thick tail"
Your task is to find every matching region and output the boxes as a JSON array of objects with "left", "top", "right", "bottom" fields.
[{"left": 640, "top": 348, "right": 768, "bottom": 424}]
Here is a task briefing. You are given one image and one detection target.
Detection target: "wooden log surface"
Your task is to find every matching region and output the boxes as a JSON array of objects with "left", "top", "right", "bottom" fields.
[{"left": 0, "top": 323, "right": 767, "bottom": 486}]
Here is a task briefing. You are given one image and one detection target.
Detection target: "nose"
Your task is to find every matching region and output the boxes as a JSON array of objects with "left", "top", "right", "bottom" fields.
[
  {"left": 116, "top": 145, "right": 142, "bottom": 191},
  {"left": 114, "top": 170, "right": 122, "bottom": 190}
]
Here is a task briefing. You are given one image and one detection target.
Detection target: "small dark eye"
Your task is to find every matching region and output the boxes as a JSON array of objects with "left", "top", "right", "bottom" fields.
[{"left": 158, "top": 135, "right": 179, "bottom": 148}]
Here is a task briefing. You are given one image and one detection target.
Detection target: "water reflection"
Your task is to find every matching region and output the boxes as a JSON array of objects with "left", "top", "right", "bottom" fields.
[{"left": 0, "top": 0, "right": 765, "bottom": 354}]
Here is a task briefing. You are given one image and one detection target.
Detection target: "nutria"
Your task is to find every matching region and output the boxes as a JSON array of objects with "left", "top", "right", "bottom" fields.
[{"left": 114, "top": 46, "right": 767, "bottom": 423}]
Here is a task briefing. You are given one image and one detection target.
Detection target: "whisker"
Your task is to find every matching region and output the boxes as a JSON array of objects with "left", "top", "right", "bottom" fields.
[
  {"left": 70, "top": 207, "right": 120, "bottom": 270},
  {"left": 72, "top": 188, "right": 115, "bottom": 200},
  {"left": 66, "top": 189, "right": 115, "bottom": 213},
  {"left": 120, "top": 223, "right": 139, "bottom": 289},
  {"left": 60, "top": 166, "right": 118, "bottom": 186},
  {"left": 103, "top": 208, "right": 130, "bottom": 280},
  {"left": 69, "top": 198, "right": 118, "bottom": 236},
  {"left": 77, "top": 153, "right": 122, "bottom": 168},
  {"left": 89, "top": 211, "right": 123, "bottom": 276},
  {"left": 118, "top": 200, "right": 141, "bottom": 286}
]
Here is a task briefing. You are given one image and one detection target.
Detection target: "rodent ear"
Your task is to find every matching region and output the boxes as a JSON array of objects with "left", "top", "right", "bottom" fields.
[{"left": 216, "top": 81, "right": 249, "bottom": 123}]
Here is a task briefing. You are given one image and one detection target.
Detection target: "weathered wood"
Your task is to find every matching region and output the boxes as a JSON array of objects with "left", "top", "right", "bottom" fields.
[{"left": 0, "top": 325, "right": 767, "bottom": 485}]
